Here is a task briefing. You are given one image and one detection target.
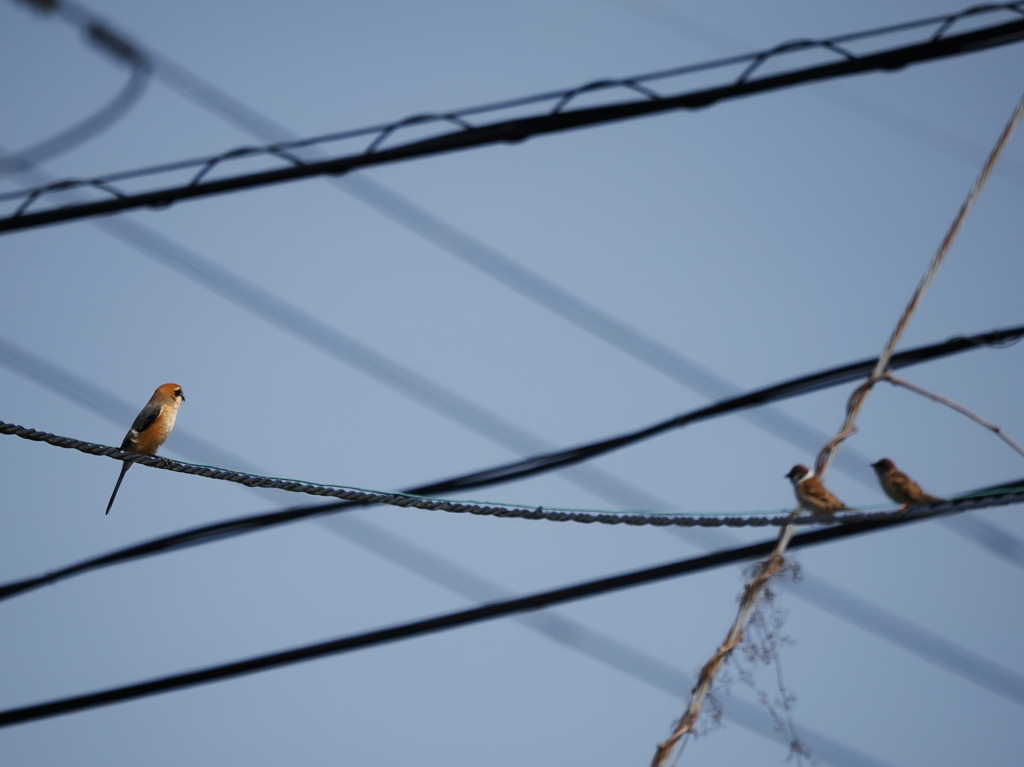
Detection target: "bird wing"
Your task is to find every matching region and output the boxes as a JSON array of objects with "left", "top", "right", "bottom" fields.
[
  {"left": 891, "top": 471, "right": 941, "bottom": 503},
  {"left": 802, "top": 478, "right": 846, "bottom": 510},
  {"left": 120, "top": 403, "right": 163, "bottom": 449}
]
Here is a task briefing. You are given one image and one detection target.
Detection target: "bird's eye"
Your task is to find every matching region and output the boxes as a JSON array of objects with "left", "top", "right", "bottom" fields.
[{"left": 175, "top": 388, "right": 184, "bottom": 399}]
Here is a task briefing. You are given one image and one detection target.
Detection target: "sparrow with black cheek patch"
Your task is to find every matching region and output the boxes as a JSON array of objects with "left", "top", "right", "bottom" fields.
[
  {"left": 870, "top": 458, "right": 943, "bottom": 511},
  {"left": 785, "top": 464, "right": 849, "bottom": 516}
]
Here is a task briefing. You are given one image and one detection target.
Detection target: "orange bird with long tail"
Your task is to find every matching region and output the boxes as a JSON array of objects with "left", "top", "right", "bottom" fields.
[{"left": 105, "top": 383, "right": 185, "bottom": 515}]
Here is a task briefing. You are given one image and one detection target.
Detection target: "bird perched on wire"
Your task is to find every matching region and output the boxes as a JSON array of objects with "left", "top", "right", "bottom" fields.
[
  {"left": 105, "top": 383, "right": 185, "bottom": 515},
  {"left": 870, "top": 458, "right": 943, "bottom": 511},
  {"left": 786, "top": 464, "right": 849, "bottom": 517}
]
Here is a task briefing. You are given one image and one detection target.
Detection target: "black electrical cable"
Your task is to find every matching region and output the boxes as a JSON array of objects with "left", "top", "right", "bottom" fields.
[
  {"left": 3, "top": 4, "right": 1023, "bottom": 232},
  {"left": 0, "top": 512, "right": 924, "bottom": 729}
]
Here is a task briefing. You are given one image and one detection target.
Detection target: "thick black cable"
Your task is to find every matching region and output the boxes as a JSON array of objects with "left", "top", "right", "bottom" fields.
[
  {"left": 17, "top": 0, "right": 1024, "bottom": 195},
  {"left": 3, "top": 4, "right": 1024, "bottom": 231},
  {"left": 0, "top": 325, "right": 1019, "bottom": 603},
  {"left": 0, "top": 513, "right": 928, "bottom": 729}
]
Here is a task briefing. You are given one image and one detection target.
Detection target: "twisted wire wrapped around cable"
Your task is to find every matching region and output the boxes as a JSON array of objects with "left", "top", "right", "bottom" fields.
[{"left": 3, "top": 2, "right": 1024, "bottom": 230}]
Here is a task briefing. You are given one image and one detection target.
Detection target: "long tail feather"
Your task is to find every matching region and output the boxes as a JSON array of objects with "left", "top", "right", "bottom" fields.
[{"left": 105, "top": 462, "right": 132, "bottom": 515}]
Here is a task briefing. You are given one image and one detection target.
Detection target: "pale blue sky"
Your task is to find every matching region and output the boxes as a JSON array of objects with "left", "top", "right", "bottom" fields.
[{"left": 1, "top": 1, "right": 1023, "bottom": 765}]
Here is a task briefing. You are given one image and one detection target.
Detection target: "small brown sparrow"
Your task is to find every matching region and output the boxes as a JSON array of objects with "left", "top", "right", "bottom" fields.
[
  {"left": 786, "top": 464, "right": 849, "bottom": 516},
  {"left": 870, "top": 458, "right": 943, "bottom": 510}
]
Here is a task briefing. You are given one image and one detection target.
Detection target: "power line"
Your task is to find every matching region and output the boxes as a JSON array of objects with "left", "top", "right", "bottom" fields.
[
  {"left": 0, "top": 513, "right": 934, "bottom": 730},
  {"left": 3, "top": 3, "right": 1023, "bottom": 231}
]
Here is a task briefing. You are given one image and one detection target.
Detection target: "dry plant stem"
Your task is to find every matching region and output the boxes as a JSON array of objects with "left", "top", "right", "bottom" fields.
[
  {"left": 651, "top": 527, "right": 795, "bottom": 767},
  {"left": 881, "top": 373, "right": 1024, "bottom": 459},
  {"left": 649, "top": 90, "right": 1024, "bottom": 767},
  {"left": 815, "top": 90, "right": 1024, "bottom": 477}
]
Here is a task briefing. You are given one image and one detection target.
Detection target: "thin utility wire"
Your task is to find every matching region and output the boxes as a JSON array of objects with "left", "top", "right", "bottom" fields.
[
  {"left": 3, "top": 2, "right": 1024, "bottom": 230},
  {"left": 0, "top": 512, "right": 951, "bottom": 730},
  {"left": 0, "top": 335, "right": 253, "bottom": 472}
]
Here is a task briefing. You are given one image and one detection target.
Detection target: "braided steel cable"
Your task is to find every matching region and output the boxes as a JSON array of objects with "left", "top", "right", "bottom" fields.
[{"left": 4, "top": 420, "right": 1024, "bottom": 528}]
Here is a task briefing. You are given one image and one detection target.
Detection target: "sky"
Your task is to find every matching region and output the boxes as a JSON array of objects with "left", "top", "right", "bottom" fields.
[{"left": 1, "top": 0, "right": 1023, "bottom": 765}]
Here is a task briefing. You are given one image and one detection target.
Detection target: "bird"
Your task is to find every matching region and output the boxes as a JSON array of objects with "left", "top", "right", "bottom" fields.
[
  {"left": 870, "top": 458, "right": 943, "bottom": 511},
  {"left": 105, "top": 383, "right": 185, "bottom": 515},
  {"left": 785, "top": 464, "right": 849, "bottom": 516}
]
